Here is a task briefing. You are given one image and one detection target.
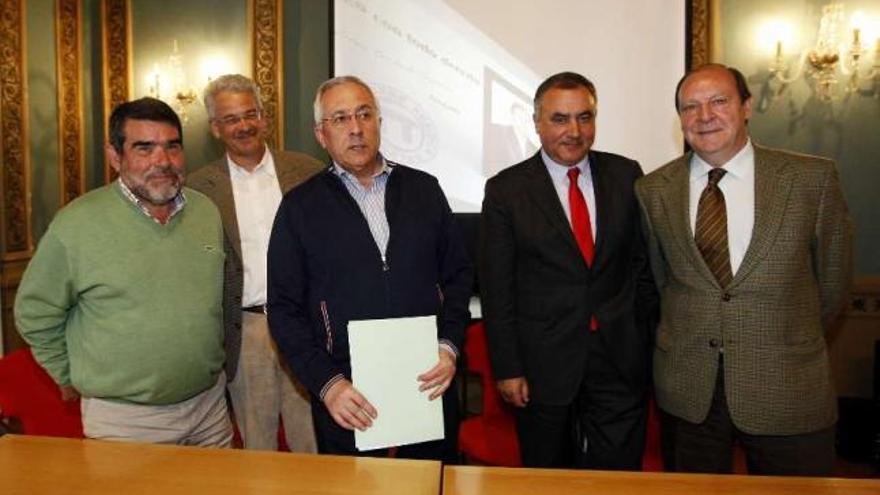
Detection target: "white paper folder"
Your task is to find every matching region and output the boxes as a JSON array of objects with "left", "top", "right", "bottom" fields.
[{"left": 348, "top": 315, "right": 445, "bottom": 451}]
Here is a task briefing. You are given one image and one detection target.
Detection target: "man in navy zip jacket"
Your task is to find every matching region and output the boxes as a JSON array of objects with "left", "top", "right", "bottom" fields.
[{"left": 267, "top": 76, "right": 472, "bottom": 461}]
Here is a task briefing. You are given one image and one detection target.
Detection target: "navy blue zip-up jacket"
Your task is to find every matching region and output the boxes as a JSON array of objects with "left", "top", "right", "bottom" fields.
[{"left": 267, "top": 163, "right": 472, "bottom": 400}]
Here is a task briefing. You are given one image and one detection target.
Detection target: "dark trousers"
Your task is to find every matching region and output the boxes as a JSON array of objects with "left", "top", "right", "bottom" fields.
[
  {"left": 661, "top": 358, "right": 835, "bottom": 476},
  {"left": 514, "top": 332, "right": 647, "bottom": 470},
  {"left": 311, "top": 379, "right": 460, "bottom": 464}
]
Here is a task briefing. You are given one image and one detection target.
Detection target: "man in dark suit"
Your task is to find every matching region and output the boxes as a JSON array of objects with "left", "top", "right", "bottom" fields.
[
  {"left": 635, "top": 64, "right": 852, "bottom": 475},
  {"left": 266, "top": 76, "right": 472, "bottom": 461},
  {"left": 188, "top": 74, "right": 324, "bottom": 451},
  {"left": 480, "top": 72, "right": 657, "bottom": 469}
]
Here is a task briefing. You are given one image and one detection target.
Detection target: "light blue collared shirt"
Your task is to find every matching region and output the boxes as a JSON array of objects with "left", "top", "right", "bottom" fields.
[{"left": 331, "top": 157, "right": 393, "bottom": 263}]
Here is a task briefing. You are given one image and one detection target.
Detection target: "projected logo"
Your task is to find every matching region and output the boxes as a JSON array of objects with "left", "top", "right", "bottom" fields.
[{"left": 373, "top": 84, "right": 438, "bottom": 165}]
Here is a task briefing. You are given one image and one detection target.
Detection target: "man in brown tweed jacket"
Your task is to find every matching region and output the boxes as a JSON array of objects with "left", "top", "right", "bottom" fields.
[
  {"left": 635, "top": 64, "right": 852, "bottom": 476},
  {"left": 189, "top": 74, "right": 324, "bottom": 451}
]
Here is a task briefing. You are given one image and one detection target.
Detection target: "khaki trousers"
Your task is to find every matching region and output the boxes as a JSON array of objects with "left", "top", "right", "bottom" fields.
[{"left": 228, "top": 311, "right": 316, "bottom": 451}]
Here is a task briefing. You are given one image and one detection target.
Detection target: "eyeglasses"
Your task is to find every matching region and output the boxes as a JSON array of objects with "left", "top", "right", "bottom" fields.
[
  {"left": 214, "top": 109, "right": 261, "bottom": 126},
  {"left": 321, "top": 107, "right": 378, "bottom": 129}
]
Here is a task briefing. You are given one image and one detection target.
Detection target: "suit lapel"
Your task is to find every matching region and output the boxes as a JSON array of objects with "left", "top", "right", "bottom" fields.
[
  {"left": 272, "top": 150, "right": 293, "bottom": 193},
  {"left": 203, "top": 160, "right": 244, "bottom": 262},
  {"left": 659, "top": 154, "right": 719, "bottom": 287},
  {"left": 524, "top": 154, "right": 584, "bottom": 264},
  {"left": 589, "top": 151, "right": 611, "bottom": 268},
  {"left": 273, "top": 149, "right": 311, "bottom": 194},
  {"left": 730, "top": 145, "right": 791, "bottom": 286}
]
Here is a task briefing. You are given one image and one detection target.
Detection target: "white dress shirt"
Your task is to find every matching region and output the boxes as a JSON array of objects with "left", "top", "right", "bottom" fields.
[
  {"left": 689, "top": 140, "right": 755, "bottom": 276},
  {"left": 228, "top": 148, "right": 283, "bottom": 307},
  {"left": 541, "top": 149, "right": 597, "bottom": 239}
]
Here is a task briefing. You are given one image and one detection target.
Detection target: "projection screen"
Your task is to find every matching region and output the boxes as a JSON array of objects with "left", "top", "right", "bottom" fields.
[{"left": 333, "top": 0, "right": 686, "bottom": 212}]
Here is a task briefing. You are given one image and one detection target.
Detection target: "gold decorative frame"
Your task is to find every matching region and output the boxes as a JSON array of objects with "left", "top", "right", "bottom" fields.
[
  {"left": 0, "top": 0, "right": 31, "bottom": 257},
  {"left": 56, "top": 0, "right": 86, "bottom": 205},
  {"left": 689, "top": 0, "right": 711, "bottom": 69},
  {"left": 252, "top": 0, "right": 284, "bottom": 150},
  {"left": 101, "top": 0, "right": 131, "bottom": 183},
  {"left": 0, "top": 0, "right": 31, "bottom": 352}
]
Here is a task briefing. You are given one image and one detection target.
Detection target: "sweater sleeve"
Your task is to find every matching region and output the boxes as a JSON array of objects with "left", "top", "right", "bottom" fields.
[
  {"left": 14, "top": 230, "right": 76, "bottom": 386},
  {"left": 267, "top": 195, "right": 346, "bottom": 398},
  {"left": 433, "top": 178, "right": 473, "bottom": 355}
]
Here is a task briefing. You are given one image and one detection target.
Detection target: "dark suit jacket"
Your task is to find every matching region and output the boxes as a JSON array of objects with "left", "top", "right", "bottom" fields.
[
  {"left": 187, "top": 149, "right": 324, "bottom": 378},
  {"left": 480, "top": 150, "right": 657, "bottom": 406},
  {"left": 635, "top": 144, "right": 853, "bottom": 435}
]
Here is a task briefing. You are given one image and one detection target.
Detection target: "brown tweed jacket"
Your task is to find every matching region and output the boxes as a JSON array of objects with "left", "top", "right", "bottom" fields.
[
  {"left": 634, "top": 144, "right": 853, "bottom": 435},
  {"left": 188, "top": 149, "right": 325, "bottom": 379}
]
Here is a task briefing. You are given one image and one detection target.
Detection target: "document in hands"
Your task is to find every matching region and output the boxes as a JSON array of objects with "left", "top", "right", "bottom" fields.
[{"left": 348, "top": 315, "right": 444, "bottom": 451}]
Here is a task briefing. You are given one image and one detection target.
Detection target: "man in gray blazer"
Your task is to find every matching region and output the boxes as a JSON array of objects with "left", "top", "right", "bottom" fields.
[
  {"left": 635, "top": 64, "right": 852, "bottom": 475},
  {"left": 189, "top": 74, "right": 324, "bottom": 451}
]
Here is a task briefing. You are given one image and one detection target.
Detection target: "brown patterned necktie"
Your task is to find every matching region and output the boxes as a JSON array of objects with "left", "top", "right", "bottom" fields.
[{"left": 695, "top": 168, "right": 733, "bottom": 287}]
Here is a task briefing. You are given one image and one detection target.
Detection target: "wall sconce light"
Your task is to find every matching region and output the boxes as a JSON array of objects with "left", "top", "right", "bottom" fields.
[
  {"left": 758, "top": 2, "right": 879, "bottom": 112},
  {"left": 146, "top": 40, "right": 199, "bottom": 123}
]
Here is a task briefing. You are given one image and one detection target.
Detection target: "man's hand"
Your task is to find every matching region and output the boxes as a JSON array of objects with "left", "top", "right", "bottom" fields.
[
  {"left": 322, "top": 379, "right": 377, "bottom": 431},
  {"left": 497, "top": 377, "right": 529, "bottom": 408},
  {"left": 418, "top": 349, "right": 457, "bottom": 400},
  {"left": 60, "top": 385, "right": 80, "bottom": 401}
]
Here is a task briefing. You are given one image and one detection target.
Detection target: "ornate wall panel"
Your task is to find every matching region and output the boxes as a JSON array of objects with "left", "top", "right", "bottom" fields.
[
  {"left": 0, "top": 0, "right": 31, "bottom": 353},
  {"left": 252, "top": 0, "right": 283, "bottom": 149},
  {"left": 689, "top": 0, "right": 712, "bottom": 69},
  {"left": 56, "top": 0, "right": 85, "bottom": 205},
  {"left": 0, "top": 0, "right": 31, "bottom": 256},
  {"left": 101, "top": 0, "right": 130, "bottom": 182}
]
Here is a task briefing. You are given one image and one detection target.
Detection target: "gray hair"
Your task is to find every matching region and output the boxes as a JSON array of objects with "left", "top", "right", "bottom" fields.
[
  {"left": 203, "top": 74, "right": 263, "bottom": 119},
  {"left": 313, "top": 75, "right": 380, "bottom": 125}
]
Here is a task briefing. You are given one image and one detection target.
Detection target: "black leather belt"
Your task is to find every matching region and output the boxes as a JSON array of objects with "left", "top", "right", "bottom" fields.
[{"left": 242, "top": 305, "right": 266, "bottom": 314}]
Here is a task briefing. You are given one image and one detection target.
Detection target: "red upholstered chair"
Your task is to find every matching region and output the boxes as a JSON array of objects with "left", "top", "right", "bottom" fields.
[
  {"left": 641, "top": 397, "right": 664, "bottom": 471},
  {"left": 0, "top": 349, "right": 83, "bottom": 438},
  {"left": 458, "top": 322, "right": 521, "bottom": 466}
]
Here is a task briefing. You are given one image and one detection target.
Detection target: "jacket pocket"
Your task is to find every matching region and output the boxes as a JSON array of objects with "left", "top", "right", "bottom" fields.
[
  {"left": 320, "top": 300, "right": 333, "bottom": 355},
  {"left": 436, "top": 283, "right": 445, "bottom": 305}
]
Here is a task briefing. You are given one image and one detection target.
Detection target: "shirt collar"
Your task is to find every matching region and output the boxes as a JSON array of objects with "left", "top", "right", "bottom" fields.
[
  {"left": 541, "top": 148, "right": 591, "bottom": 182},
  {"left": 116, "top": 178, "right": 186, "bottom": 223},
  {"left": 690, "top": 139, "right": 754, "bottom": 182},
  {"left": 330, "top": 154, "right": 392, "bottom": 180},
  {"left": 227, "top": 146, "right": 275, "bottom": 178}
]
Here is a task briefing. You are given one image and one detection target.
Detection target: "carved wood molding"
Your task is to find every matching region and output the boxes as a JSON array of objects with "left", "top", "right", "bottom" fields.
[
  {"left": 101, "top": 0, "right": 130, "bottom": 183},
  {"left": 689, "top": 0, "right": 712, "bottom": 69},
  {"left": 56, "top": 0, "right": 85, "bottom": 205},
  {"left": 252, "top": 0, "right": 284, "bottom": 149},
  {"left": 0, "top": 0, "right": 31, "bottom": 258}
]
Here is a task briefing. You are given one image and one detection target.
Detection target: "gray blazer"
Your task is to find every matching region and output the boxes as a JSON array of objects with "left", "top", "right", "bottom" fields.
[
  {"left": 635, "top": 144, "right": 853, "bottom": 435},
  {"left": 188, "top": 149, "right": 325, "bottom": 378}
]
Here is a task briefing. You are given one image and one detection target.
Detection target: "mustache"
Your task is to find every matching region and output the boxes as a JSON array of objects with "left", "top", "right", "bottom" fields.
[
  {"left": 233, "top": 127, "right": 259, "bottom": 140},
  {"left": 145, "top": 165, "right": 183, "bottom": 180}
]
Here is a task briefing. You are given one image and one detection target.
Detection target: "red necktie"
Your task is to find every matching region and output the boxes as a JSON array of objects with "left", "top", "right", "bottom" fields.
[{"left": 567, "top": 167, "right": 598, "bottom": 331}]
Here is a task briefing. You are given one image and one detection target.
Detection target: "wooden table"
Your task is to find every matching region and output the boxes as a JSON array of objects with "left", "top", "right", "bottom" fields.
[
  {"left": 0, "top": 435, "right": 441, "bottom": 495},
  {"left": 443, "top": 465, "right": 880, "bottom": 495}
]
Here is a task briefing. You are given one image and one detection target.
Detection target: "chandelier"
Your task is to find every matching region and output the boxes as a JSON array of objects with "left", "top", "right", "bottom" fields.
[
  {"left": 146, "top": 40, "right": 199, "bottom": 123},
  {"left": 758, "top": 2, "right": 879, "bottom": 112}
]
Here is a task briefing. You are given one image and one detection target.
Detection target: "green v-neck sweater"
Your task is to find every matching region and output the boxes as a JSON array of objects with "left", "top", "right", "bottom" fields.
[{"left": 15, "top": 184, "right": 225, "bottom": 405}]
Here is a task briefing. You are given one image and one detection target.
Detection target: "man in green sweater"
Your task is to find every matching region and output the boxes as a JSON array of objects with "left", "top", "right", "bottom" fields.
[{"left": 14, "top": 97, "right": 231, "bottom": 446}]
